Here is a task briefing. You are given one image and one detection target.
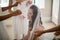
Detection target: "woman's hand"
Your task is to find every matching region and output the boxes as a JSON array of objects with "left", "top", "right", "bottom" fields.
[
  {"left": 33, "top": 24, "right": 44, "bottom": 39},
  {"left": 12, "top": 10, "right": 22, "bottom": 16},
  {"left": 13, "top": 2, "right": 19, "bottom": 7},
  {"left": 54, "top": 31, "right": 60, "bottom": 36}
]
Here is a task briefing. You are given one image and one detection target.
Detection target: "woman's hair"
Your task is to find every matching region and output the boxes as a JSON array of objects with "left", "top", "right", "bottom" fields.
[{"left": 29, "top": 5, "right": 42, "bottom": 30}]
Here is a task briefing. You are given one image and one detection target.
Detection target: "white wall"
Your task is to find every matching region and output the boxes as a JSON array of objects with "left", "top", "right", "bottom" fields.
[
  {"left": 1, "top": 0, "right": 9, "bottom": 7},
  {"left": 52, "top": 0, "right": 60, "bottom": 25},
  {"left": 35, "top": 0, "right": 45, "bottom": 9},
  {"left": 58, "top": 0, "right": 60, "bottom": 25},
  {"left": 40, "top": 0, "right": 52, "bottom": 22}
]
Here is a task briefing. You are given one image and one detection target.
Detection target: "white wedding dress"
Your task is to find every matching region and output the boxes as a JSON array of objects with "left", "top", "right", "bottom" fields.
[{"left": 12, "top": 1, "right": 29, "bottom": 40}]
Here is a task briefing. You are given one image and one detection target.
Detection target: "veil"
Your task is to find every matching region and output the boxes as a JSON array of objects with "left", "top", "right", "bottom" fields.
[{"left": 28, "top": 9, "right": 43, "bottom": 40}]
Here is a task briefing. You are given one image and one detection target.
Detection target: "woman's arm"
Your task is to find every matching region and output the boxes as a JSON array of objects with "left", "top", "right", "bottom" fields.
[
  {"left": 43, "top": 25, "right": 60, "bottom": 33},
  {"left": 2, "top": 6, "right": 13, "bottom": 11},
  {"left": 34, "top": 25, "right": 60, "bottom": 38},
  {"left": 2, "top": 1, "right": 18, "bottom": 11},
  {"left": 0, "top": 10, "right": 22, "bottom": 21}
]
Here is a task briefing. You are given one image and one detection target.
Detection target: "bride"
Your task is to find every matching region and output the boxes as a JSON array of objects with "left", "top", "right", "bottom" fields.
[{"left": 22, "top": 5, "right": 43, "bottom": 40}]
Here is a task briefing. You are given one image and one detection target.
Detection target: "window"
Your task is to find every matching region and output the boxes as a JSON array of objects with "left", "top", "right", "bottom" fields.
[
  {"left": 33, "top": 0, "right": 45, "bottom": 9},
  {"left": 1, "top": 0, "right": 9, "bottom": 7}
]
